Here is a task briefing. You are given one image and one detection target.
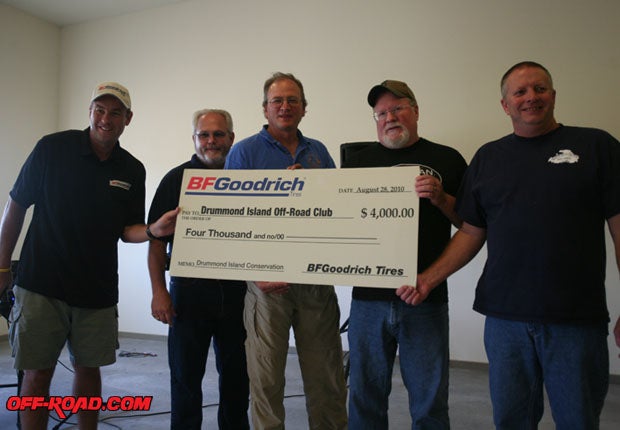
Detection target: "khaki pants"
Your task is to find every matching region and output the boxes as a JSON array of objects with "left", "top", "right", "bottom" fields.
[{"left": 244, "top": 282, "right": 347, "bottom": 430}]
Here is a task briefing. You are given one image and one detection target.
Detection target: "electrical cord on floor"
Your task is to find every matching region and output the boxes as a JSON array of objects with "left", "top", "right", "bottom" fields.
[
  {"left": 49, "top": 391, "right": 319, "bottom": 429},
  {"left": 97, "top": 394, "right": 314, "bottom": 429},
  {"left": 44, "top": 352, "right": 344, "bottom": 429},
  {"left": 45, "top": 354, "right": 157, "bottom": 430},
  {"left": 118, "top": 350, "right": 157, "bottom": 357},
  {"left": 49, "top": 413, "right": 122, "bottom": 430}
]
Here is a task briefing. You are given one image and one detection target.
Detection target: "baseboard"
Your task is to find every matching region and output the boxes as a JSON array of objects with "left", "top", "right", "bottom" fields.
[
  {"left": 118, "top": 331, "right": 167, "bottom": 342},
  {"left": 2, "top": 334, "right": 618, "bottom": 384},
  {"left": 308, "top": 347, "right": 620, "bottom": 384},
  {"left": 449, "top": 359, "right": 490, "bottom": 371},
  {"left": 446, "top": 360, "right": 619, "bottom": 384}
]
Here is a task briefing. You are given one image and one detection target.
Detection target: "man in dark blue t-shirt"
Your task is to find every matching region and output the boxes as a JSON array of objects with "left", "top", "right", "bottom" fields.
[{"left": 398, "top": 61, "right": 620, "bottom": 429}]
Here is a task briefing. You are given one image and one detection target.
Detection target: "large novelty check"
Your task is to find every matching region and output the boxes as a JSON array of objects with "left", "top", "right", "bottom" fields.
[{"left": 169, "top": 166, "right": 419, "bottom": 288}]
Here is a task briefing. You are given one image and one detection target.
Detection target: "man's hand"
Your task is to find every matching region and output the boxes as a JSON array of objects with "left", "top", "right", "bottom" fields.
[
  {"left": 396, "top": 273, "right": 434, "bottom": 305},
  {"left": 415, "top": 175, "right": 462, "bottom": 227},
  {"left": 255, "top": 281, "right": 290, "bottom": 294},
  {"left": 150, "top": 207, "right": 181, "bottom": 238},
  {"left": 415, "top": 175, "right": 446, "bottom": 208},
  {"left": 151, "top": 289, "right": 176, "bottom": 325}
]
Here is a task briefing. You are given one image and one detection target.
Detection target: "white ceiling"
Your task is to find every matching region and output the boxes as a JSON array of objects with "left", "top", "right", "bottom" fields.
[{"left": 1, "top": 0, "right": 184, "bottom": 26}]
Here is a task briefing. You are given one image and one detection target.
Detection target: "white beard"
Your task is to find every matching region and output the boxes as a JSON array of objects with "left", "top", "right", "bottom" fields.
[{"left": 381, "top": 126, "right": 410, "bottom": 149}]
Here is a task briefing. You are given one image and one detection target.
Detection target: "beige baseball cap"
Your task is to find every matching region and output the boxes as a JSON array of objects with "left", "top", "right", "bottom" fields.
[{"left": 91, "top": 82, "right": 131, "bottom": 110}]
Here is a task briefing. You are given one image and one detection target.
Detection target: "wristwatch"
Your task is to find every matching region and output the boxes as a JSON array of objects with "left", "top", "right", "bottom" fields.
[{"left": 146, "top": 224, "right": 165, "bottom": 241}]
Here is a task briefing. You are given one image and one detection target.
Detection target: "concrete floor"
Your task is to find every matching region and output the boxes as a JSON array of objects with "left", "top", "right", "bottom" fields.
[{"left": 0, "top": 334, "right": 618, "bottom": 429}]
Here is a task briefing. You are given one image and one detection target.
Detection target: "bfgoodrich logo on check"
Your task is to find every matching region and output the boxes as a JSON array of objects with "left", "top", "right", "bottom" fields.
[{"left": 184, "top": 175, "right": 305, "bottom": 196}]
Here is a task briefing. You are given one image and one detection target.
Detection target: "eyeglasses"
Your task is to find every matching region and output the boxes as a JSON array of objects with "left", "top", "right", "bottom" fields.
[
  {"left": 373, "top": 104, "right": 413, "bottom": 122},
  {"left": 267, "top": 97, "right": 301, "bottom": 107},
  {"left": 194, "top": 131, "right": 228, "bottom": 140}
]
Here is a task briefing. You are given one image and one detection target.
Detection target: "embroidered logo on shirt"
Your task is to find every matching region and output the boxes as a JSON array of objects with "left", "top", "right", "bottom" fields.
[
  {"left": 109, "top": 180, "right": 132, "bottom": 191},
  {"left": 548, "top": 149, "right": 579, "bottom": 164}
]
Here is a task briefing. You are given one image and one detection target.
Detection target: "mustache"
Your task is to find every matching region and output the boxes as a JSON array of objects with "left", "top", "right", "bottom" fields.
[{"left": 384, "top": 121, "right": 405, "bottom": 130}]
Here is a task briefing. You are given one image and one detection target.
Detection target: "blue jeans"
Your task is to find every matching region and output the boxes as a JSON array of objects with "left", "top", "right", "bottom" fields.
[
  {"left": 168, "top": 280, "right": 249, "bottom": 429},
  {"left": 484, "top": 317, "right": 609, "bottom": 430},
  {"left": 348, "top": 299, "right": 450, "bottom": 430}
]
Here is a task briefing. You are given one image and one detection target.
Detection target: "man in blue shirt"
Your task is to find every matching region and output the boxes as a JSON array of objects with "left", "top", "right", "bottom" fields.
[{"left": 225, "top": 72, "right": 347, "bottom": 430}]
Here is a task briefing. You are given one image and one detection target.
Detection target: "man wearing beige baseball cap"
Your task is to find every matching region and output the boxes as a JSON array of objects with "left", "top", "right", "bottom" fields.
[
  {"left": 0, "top": 81, "right": 178, "bottom": 428},
  {"left": 344, "top": 79, "right": 467, "bottom": 429},
  {"left": 91, "top": 81, "right": 132, "bottom": 109}
]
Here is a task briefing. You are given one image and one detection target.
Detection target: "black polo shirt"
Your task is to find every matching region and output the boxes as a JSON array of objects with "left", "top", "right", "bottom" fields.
[
  {"left": 10, "top": 128, "right": 145, "bottom": 308},
  {"left": 147, "top": 154, "right": 246, "bottom": 290}
]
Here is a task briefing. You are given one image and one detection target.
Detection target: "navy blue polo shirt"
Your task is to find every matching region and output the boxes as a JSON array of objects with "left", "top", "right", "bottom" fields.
[{"left": 10, "top": 128, "right": 146, "bottom": 308}]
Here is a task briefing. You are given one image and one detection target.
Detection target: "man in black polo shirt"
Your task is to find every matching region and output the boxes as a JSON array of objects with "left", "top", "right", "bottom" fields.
[
  {"left": 147, "top": 109, "right": 249, "bottom": 429},
  {"left": 0, "top": 82, "right": 178, "bottom": 429}
]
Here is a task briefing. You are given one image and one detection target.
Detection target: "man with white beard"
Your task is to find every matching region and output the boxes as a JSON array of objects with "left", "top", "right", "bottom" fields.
[{"left": 343, "top": 80, "right": 467, "bottom": 429}]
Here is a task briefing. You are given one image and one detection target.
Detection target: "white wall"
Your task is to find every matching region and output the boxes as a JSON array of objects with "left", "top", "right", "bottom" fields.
[
  {"left": 0, "top": 4, "right": 60, "bottom": 336},
  {"left": 2, "top": 0, "right": 619, "bottom": 374}
]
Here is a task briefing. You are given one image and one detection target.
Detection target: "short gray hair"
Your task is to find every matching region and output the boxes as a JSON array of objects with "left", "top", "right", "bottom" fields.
[{"left": 192, "top": 109, "right": 234, "bottom": 133}]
